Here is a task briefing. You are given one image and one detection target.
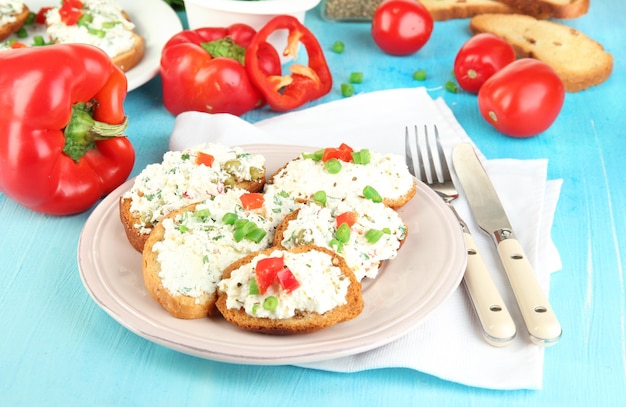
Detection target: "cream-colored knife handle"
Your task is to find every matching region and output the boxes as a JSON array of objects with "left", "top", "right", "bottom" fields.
[
  {"left": 497, "top": 238, "right": 562, "bottom": 346},
  {"left": 463, "top": 232, "right": 516, "bottom": 347}
]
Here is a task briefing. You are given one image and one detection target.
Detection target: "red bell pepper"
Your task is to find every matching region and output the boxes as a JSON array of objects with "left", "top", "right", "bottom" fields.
[
  {"left": 245, "top": 15, "right": 333, "bottom": 112},
  {"left": 160, "top": 24, "right": 281, "bottom": 116},
  {"left": 0, "top": 43, "right": 134, "bottom": 215}
]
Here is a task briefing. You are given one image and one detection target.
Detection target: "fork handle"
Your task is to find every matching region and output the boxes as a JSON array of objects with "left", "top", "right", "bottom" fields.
[{"left": 463, "top": 232, "right": 517, "bottom": 347}]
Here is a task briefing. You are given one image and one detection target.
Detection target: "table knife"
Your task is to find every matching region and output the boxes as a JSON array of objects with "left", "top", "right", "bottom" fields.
[{"left": 452, "top": 143, "right": 562, "bottom": 346}]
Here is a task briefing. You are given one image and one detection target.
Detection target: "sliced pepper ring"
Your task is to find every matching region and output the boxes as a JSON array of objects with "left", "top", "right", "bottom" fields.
[{"left": 245, "top": 15, "right": 332, "bottom": 112}]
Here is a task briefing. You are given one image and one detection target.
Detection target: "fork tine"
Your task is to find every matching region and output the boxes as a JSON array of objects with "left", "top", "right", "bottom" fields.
[
  {"left": 423, "top": 125, "right": 441, "bottom": 184},
  {"left": 414, "top": 126, "right": 429, "bottom": 184},
  {"left": 434, "top": 125, "right": 452, "bottom": 182},
  {"left": 404, "top": 127, "right": 415, "bottom": 177}
]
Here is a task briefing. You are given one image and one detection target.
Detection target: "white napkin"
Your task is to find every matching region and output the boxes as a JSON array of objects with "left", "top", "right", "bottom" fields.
[{"left": 169, "top": 88, "right": 562, "bottom": 390}]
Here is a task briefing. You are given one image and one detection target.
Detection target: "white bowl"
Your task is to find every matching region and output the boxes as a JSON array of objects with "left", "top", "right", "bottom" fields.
[{"left": 184, "top": 0, "right": 322, "bottom": 62}]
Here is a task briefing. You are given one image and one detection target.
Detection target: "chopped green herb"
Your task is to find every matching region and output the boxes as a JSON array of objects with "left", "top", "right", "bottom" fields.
[
  {"left": 365, "top": 229, "right": 384, "bottom": 243},
  {"left": 324, "top": 158, "right": 342, "bottom": 174},
  {"left": 263, "top": 296, "right": 278, "bottom": 311},
  {"left": 363, "top": 185, "right": 382, "bottom": 203},
  {"left": 349, "top": 72, "right": 363, "bottom": 84},
  {"left": 313, "top": 190, "right": 327, "bottom": 206},
  {"left": 331, "top": 40, "right": 345, "bottom": 54},
  {"left": 445, "top": 80, "right": 458, "bottom": 93},
  {"left": 413, "top": 69, "right": 427, "bottom": 81},
  {"left": 341, "top": 83, "right": 354, "bottom": 97}
]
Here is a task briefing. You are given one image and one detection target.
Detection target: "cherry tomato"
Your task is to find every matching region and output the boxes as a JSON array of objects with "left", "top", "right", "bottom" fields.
[
  {"left": 453, "top": 33, "right": 516, "bottom": 94},
  {"left": 371, "top": 0, "right": 434, "bottom": 56},
  {"left": 478, "top": 59, "right": 565, "bottom": 138}
]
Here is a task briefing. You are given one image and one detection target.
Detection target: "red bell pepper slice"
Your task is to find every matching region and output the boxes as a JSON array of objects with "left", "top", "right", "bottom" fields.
[
  {"left": 336, "top": 211, "right": 358, "bottom": 229},
  {"left": 245, "top": 15, "right": 333, "bottom": 112},
  {"left": 276, "top": 268, "right": 300, "bottom": 293},
  {"left": 0, "top": 44, "right": 134, "bottom": 215},
  {"left": 322, "top": 143, "right": 354, "bottom": 162},
  {"left": 160, "top": 24, "right": 281, "bottom": 117},
  {"left": 196, "top": 152, "right": 215, "bottom": 167}
]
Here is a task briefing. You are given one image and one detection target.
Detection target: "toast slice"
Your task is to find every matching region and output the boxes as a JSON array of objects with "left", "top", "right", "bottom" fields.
[
  {"left": 142, "top": 188, "right": 299, "bottom": 319},
  {"left": 0, "top": 2, "right": 29, "bottom": 41},
  {"left": 421, "top": 0, "right": 517, "bottom": 21},
  {"left": 274, "top": 195, "right": 408, "bottom": 281},
  {"left": 120, "top": 143, "right": 266, "bottom": 252},
  {"left": 470, "top": 13, "right": 613, "bottom": 92},
  {"left": 216, "top": 246, "right": 364, "bottom": 335},
  {"left": 495, "top": 0, "right": 589, "bottom": 19}
]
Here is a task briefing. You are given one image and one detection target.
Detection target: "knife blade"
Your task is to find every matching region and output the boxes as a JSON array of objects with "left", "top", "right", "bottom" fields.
[{"left": 452, "top": 143, "right": 562, "bottom": 346}]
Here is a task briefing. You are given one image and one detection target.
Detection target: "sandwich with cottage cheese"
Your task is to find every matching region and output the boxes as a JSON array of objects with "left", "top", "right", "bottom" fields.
[
  {"left": 0, "top": 0, "right": 29, "bottom": 41},
  {"left": 216, "top": 245, "right": 364, "bottom": 335},
  {"left": 142, "top": 187, "right": 299, "bottom": 319},
  {"left": 268, "top": 143, "right": 417, "bottom": 209},
  {"left": 40, "top": 0, "right": 144, "bottom": 72},
  {"left": 274, "top": 194, "right": 408, "bottom": 282},
  {"left": 120, "top": 143, "right": 266, "bottom": 252}
]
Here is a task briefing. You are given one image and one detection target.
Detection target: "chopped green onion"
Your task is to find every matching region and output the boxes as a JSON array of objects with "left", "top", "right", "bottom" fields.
[
  {"left": 365, "top": 229, "right": 384, "bottom": 243},
  {"left": 25, "top": 12, "right": 36, "bottom": 25},
  {"left": 302, "top": 149, "right": 324, "bottom": 161},
  {"left": 349, "top": 72, "right": 363, "bottom": 84},
  {"left": 78, "top": 13, "right": 93, "bottom": 27},
  {"left": 363, "top": 185, "right": 382, "bottom": 203},
  {"left": 222, "top": 212, "right": 238, "bottom": 225},
  {"left": 252, "top": 304, "right": 259, "bottom": 315},
  {"left": 445, "top": 80, "right": 458, "bottom": 93},
  {"left": 413, "top": 69, "right": 427, "bottom": 81},
  {"left": 382, "top": 227, "right": 391, "bottom": 234},
  {"left": 351, "top": 148, "right": 371, "bottom": 165},
  {"left": 16, "top": 27, "right": 28, "bottom": 38},
  {"left": 324, "top": 158, "right": 342, "bottom": 174},
  {"left": 194, "top": 208, "right": 210, "bottom": 221},
  {"left": 246, "top": 227, "right": 267, "bottom": 243},
  {"left": 341, "top": 83, "right": 354, "bottom": 97},
  {"left": 329, "top": 238, "right": 344, "bottom": 253},
  {"left": 313, "top": 190, "right": 327, "bottom": 206},
  {"left": 335, "top": 223, "right": 351, "bottom": 243},
  {"left": 263, "top": 296, "right": 278, "bottom": 311},
  {"left": 32, "top": 35, "right": 46, "bottom": 46},
  {"left": 178, "top": 224, "right": 189, "bottom": 233},
  {"left": 249, "top": 278, "right": 259, "bottom": 295},
  {"left": 331, "top": 40, "right": 345, "bottom": 54}
]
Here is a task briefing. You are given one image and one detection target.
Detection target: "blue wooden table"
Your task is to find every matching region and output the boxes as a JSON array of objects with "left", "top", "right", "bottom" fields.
[{"left": 2, "top": 2, "right": 625, "bottom": 405}]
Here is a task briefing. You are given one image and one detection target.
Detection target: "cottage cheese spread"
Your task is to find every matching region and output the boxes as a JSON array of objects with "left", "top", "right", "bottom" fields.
[
  {"left": 0, "top": 1, "right": 24, "bottom": 26},
  {"left": 219, "top": 249, "right": 351, "bottom": 319},
  {"left": 44, "top": 0, "right": 136, "bottom": 58},
  {"left": 123, "top": 143, "right": 265, "bottom": 234},
  {"left": 153, "top": 188, "right": 298, "bottom": 302},
  {"left": 280, "top": 195, "right": 407, "bottom": 281},
  {"left": 271, "top": 149, "right": 414, "bottom": 203}
]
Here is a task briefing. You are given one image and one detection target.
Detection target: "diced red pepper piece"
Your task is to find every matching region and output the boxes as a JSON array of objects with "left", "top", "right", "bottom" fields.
[
  {"left": 255, "top": 257, "right": 285, "bottom": 294},
  {"left": 336, "top": 211, "right": 358, "bottom": 229},
  {"left": 196, "top": 152, "right": 215, "bottom": 167},
  {"left": 59, "top": 0, "right": 84, "bottom": 26},
  {"left": 322, "top": 143, "right": 354, "bottom": 162},
  {"left": 35, "top": 7, "right": 52, "bottom": 24},
  {"left": 277, "top": 268, "right": 300, "bottom": 293},
  {"left": 240, "top": 193, "right": 264, "bottom": 210}
]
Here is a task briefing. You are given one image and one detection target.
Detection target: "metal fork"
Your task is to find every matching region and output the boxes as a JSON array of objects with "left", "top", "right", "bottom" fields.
[{"left": 405, "top": 125, "right": 516, "bottom": 347}]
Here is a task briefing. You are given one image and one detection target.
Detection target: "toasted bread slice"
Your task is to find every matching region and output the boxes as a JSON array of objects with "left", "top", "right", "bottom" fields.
[
  {"left": 274, "top": 195, "right": 408, "bottom": 281},
  {"left": 496, "top": 0, "right": 589, "bottom": 19},
  {"left": 120, "top": 143, "right": 266, "bottom": 252},
  {"left": 268, "top": 148, "right": 417, "bottom": 210},
  {"left": 112, "top": 31, "right": 144, "bottom": 72},
  {"left": 421, "top": 0, "right": 517, "bottom": 21},
  {"left": 0, "top": 3, "right": 29, "bottom": 41},
  {"left": 470, "top": 13, "right": 613, "bottom": 92},
  {"left": 142, "top": 188, "right": 299, "bottom": 319},
  {"left": 216, "top": 246, "right": 364, "bottom": 335}
]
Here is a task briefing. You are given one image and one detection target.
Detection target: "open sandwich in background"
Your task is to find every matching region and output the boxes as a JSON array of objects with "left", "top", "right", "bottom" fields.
[{"left": 0, "top": 1, "right": 29, "bottom": 41}]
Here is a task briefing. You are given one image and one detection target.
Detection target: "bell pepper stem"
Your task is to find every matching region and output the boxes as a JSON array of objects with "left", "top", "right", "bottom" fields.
[{"left": 63, "top": 101, "right": 128, "bottom": 162}]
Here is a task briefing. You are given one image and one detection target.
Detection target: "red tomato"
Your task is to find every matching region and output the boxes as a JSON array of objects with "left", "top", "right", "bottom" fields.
[
  {"left": 453, "top": 33, "right": 516, "bottom": 94},
  {"left": 371, "top": 0, "right": 434, "bottom": 56},
  {"left": 255, "top": 257, "right": 284, "bottom": 294},
  {"left": 478, "top": 59, "right": 565, "bottom": 138},
  {"left": 240, "top": 193, "right": 264, "bottom": 210}
]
